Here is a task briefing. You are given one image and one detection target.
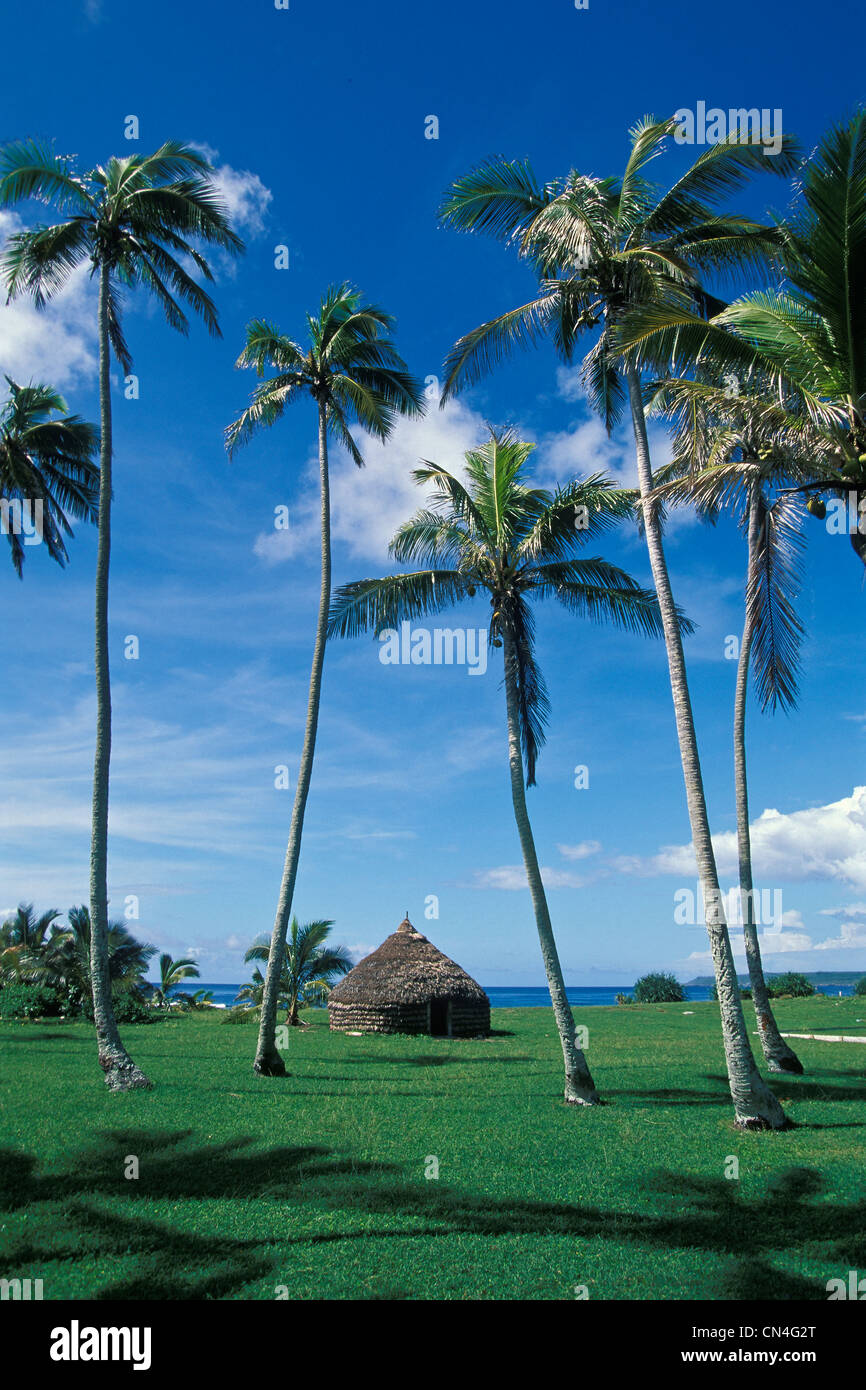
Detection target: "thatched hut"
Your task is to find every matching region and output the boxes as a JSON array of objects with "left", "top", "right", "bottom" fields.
[{"left": 328, "top": 916, "right": 490, "bottom": 1037}]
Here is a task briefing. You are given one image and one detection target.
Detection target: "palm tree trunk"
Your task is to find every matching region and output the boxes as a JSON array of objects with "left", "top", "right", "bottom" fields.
[
  {"left": 88, "top": 263, "right": 150, "bottom": 1091},
  {"left": 625, "top": 365, "right": 786, "bottom": 1128},
  {"left": 502, "top": 623, "right": 599, "bottom": 1105},
  {"left": 736, "top": 487, "right": 802, "bottom": 1074},
  {"left": 254, "top": 401, "right": 331, "bottom": 1076}
]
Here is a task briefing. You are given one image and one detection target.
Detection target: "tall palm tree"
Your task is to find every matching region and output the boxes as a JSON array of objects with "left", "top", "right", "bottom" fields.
[
  {"left": 0, "top": 139, "right": 243, "bottom": 1089},
  {"left": 244, "top": 917, "right": 352, "bottom": 1025},
  {"left": 328, "top": 427, "right": 675, "bottom": 1105},
  {"left": 437, "top": 119, "right": 797, "bottom": 1127},
  {"left": 618, "top": 111, "right": 866, "bottom": 569},
  {"left": 647, "top": 386, "right": 808, "bottom": 1073},
  {"left": 226, "top": 285, "right": 424, "bottom": 1076},
  {"left": 0, "top": 378, "right": 98, "bottom": 575},
  {"left": 153, "top": 952, "right": 200, "bottom": 1008}
]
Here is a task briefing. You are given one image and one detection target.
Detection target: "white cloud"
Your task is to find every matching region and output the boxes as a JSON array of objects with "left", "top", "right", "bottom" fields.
[
  {"left": 472, "top": 864, "right": 585, "bottom": 891},
  {"left": 687, "top": 927, "right": 815, "bottom": 964},
  {"left": 254, "top": 396, "right": 490, "bottom": 566},
  {"left": 210, "top": 164, "right": 273, "bottom": 238},
  {"left": 545, "top": 371, "right": 699, "bottom": 537},
  {"left": 813, "top": 903, "right": 866, "bottom": 952},
  {"left": 191, "top": 145, "right": 273, "bottom": 237},
  {"left": 778, "top": 908, "right": 805, "bottom": 931},
  {"left": 347, "top": 941, "right": 376, "bottom": 962},
  {"left": 0, "top": 212, "right": 97, "bottom": 389},
  {"left": 557, "top": 839, "right": 602, "bottom": 861},
  {"left": 623, "top": 787, "right": 866, "bottom": 893}
]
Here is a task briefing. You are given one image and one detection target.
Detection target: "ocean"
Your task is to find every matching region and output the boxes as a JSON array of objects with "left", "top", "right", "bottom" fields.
[{"left": 186, "top": 982, "right": 859, "bottom": 1009}]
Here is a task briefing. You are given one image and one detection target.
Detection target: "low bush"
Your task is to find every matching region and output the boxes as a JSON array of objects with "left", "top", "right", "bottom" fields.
[
  {"left": 633, "top": 972, "right": 685, "bottom": 1004},
  {"left": 0, "top": 983, "right": 63, "bottom": 1019},
  {"left": 766, "top": 972, "right": 814, "bottom": 999},
  {"left": 78, "top": 990, "right": 155, "bottom": 1025}
]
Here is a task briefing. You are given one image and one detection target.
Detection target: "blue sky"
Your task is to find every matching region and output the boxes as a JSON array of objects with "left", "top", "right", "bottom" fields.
[{"left": 1, "top": 0, "right": 864, "bottom": 987}]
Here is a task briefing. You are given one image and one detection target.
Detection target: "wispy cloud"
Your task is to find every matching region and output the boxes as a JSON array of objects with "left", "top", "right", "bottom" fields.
[
  {"left": 557, "top": 839, "right": 602, "bottom": 861},
  {"left": 472, "top": 864, "right": 585, "bottom": 891}
]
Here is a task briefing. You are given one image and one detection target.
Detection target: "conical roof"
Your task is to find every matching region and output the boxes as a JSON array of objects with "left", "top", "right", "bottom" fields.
[{"left": 329, "top": 917, "right": 488, "bottom": 1006}]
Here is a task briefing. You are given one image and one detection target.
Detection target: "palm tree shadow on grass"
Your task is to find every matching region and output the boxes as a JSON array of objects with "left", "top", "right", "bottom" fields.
[
  {"left": 604, "top": 1069, "right": 866, "bottom": 1115},
  {"left": 1, "top": 1133, "right": 865, "bottom": 1300},
  {"left": 339, "top": 1054, "right": 533, "bottom": 1067}
]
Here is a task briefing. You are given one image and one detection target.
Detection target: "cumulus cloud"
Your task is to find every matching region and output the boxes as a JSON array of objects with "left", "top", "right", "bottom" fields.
[
  {"left": 254, "top": 395, "right": 490, "bottom": 566},
  {"left": 347, "top": 941, "right": 376, "bottom": 962},
  {"left": 0, "top": 213, "right": 97, "bottom": 389},
  {"left": 191, "top": 144, "right": 273, "bottom": 237},
  {"left": 621, "top": 787, "right": 866, "bottom": 893}
]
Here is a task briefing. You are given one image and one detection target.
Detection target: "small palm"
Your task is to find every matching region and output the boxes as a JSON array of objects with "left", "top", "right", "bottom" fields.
[{"left": 243, "top": 918, "right": 351, "bottom": 1023}]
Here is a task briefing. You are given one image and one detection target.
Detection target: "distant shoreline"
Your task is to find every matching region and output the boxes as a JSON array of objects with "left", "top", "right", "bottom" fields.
[{"left": 162, "top": 981, "right": 861, "bottom": 1008}]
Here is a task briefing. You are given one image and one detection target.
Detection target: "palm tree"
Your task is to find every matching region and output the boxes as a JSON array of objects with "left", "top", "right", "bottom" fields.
[
  {"left": 226, "top": 285, "right": 424, "bottom": 1076},
  {"left": 618, "top": 111, "right": 866, "bottom": 570},
  {"left": 153, "top": 953, "right": 200, "bottom": 1008},
  {"left": 0, "top": 378, "right": 98, "bottom": 575},
  {"left": 35, "top": 905, "right": 155, "bottom": 1016},
  {"left": 234, "top": 967, "right": 266, "bottom": 1010},
  {"left": 329, "top": 427, "right": 675, "bottom": 1105},
  {"left": 1, "top": 902, "right": 62, "bottom": 950},
  {"left": 0, "top": 902, "right": 62, "bottom": 981},
  {"left": 437, "top": 119, "right": 797, "bottom": 1128},
  {"left": 647, "top": 385, "right": 807, "bottom": 1073},
  {"left": 244, "top": 917, "right": 352, "bottom": 1025},
  {"left": 0, "top": 139, "right": 243, "bottom": 1089}
]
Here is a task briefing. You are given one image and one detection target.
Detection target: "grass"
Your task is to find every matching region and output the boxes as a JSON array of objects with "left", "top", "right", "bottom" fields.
[{"left": 1, "top": 996, "right": 865, "bottom": 1300}]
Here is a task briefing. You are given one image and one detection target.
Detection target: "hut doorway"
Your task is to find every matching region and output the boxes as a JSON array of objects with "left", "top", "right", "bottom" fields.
[{"left": 429, "top": 999, "right": 451, "bottom": 1037}]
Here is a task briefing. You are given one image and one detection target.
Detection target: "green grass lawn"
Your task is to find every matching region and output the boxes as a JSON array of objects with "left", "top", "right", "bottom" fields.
[{"left": 1, "top": 997, "right": 864, "bottom": 1300}]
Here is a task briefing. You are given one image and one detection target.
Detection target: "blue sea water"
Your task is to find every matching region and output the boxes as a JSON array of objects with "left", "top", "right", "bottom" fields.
[{"left": 186, "top": 981, "right": 857, "bottom": 1009}]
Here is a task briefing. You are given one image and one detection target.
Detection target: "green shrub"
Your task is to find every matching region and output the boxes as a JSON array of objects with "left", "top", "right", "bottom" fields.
[
  {"left": 0, "top": 983, "right": 63, "bottom": 1019},
  {"left": 221, "top": 1006, "right": 260, "bottom": 1024},
  {"left": 614, "top": 992, "right": 633, "bottom": 1006},
  {"left": 766, "top": 972, "right": 814, "bottom": 999},
  {"left": 633, "top": 972, "right": 685, "bottom": 1004},
  {"left": 854, "top": 977, "right": 866, "bottom": 997},
  {"left": 78, "top": 990, "right": 154, "bottom": 1025}
]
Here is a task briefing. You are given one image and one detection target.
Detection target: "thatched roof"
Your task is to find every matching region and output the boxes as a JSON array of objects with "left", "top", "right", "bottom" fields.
[{"left": 329, "top": 917, "right": 488, "bottom": 1006}]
